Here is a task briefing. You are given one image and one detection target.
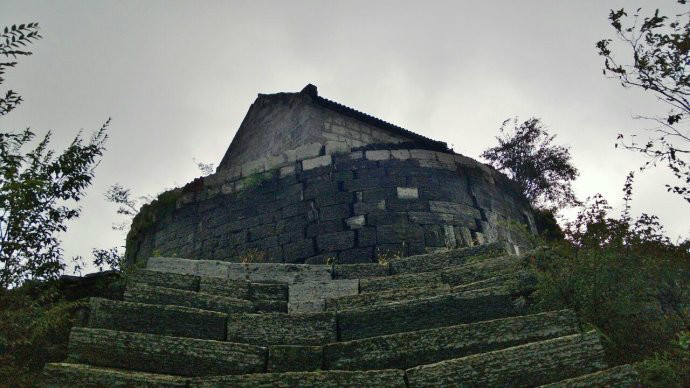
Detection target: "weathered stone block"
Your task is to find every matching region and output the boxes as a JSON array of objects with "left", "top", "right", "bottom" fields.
[
  {"left": 408, "top": 211, "right": 475, "bottom": 225},
  {"left": 244, "top": 263, "right": 332, "bottom": 283},
  {"left": 248, "top": 223, "right": 276, "bottom": 241},
  {"left": 337, "top": 247, "right": 374, "bottom": 263},
  {"left": 226, "top": 312, "right": 337, "bottom": 346},
  {"left": 333, "top": 262, "right": 389, "bottom": 279},
  {"left": 391, "top": 149, "right": 410, "bottom": 160},
  {"left": 128, "top": 270, "right": 199, "bottom": 292},
  {"left": 124, "top": 284, "right": 253, "bottom": 314},
  {"left": 306, "top": 220, "right": 344, "bottom": 237},
  {"left": 289, "top": 280, "right": 359, "bottom": 305},
  {"left": 199, "top": 277, "right": 250, "bottom": 299},
  {"left": 294, "top": 142, "right": 323, "bottom": 161},
  {"left": 319, "top": 203, "right": 350, "bottom": 221},
  {"left": 357, "top": 227, "right": 377, "bottom": 247},
  {"left": 396, "top": 187, "right": 419, "bottom": 199},
  {"left": 279, "top": 164, "right": 296, "bottom": 177},
  {"left": 253, "top": 299, "right": 288, "bottom": 313},
  {"left": 317, "top": 231, "right": 355, "bottom": 252},
  {"left": 365, "top": 150, "right": 390, "bottom": 160},
  {"left": 353, "top": 200, "right": 386, "bottom": 215},
  {"left": 388, "top": 243, "right": 505, "bottom": 275},
  {"left": 376, "top": 224, "right": 424, "bottom": 244},
  {"left": 268, "top": 345, "right": 323, "bottom": 372},
  {"left": 146, "top": 257, "right": 199, "bottom": 276},
  {"left": 196, "top": 260, "right": 238, "bottom": 279},
  {"left": 536, "top": 364, "right": 639, "bottom": 388},
  {"left": 315, "top": 191, "right": 353, "bottom": 207},
  {"left": 302, "top": 155, "right": 332, "bottom": 171},
  {"left": 288, "top": 299, "right": 326, "bottom": 314},
  {"left": 326, "top": 285, "right": 451, "bottom": 311},
  {"left": 88, "top": 298, "right": 227, "bottom": 341},
  {"left": 337, "top": 292, "right": 515, "bottom": 340},
  {"left": 429, "top": 200, "right": 482, "bottom": 218},
  {"left": 345, "top": 215, "right": 365, "bottom": 229},
  {"left": 283, "top": 239, "right": 315, "bottom": 263},
  {"left": 42, "top": 363, "right": 189, "bottom": 388},
  {"left": 249, "top": 282, "right": 288, "bottom": 301},
  {"left": 194, "top": 369, "right": 407, "bottom": 388},
  {"left": 325, "top": 310, "right": 579, "bottom": 371},
  {"left": 386, "top": 198, "right": 429, "bottom": 212},
  {"left": 324, "top": 140, "right": 350, "bottom": 155},
  {"left": 405, "top": 331, "right": 606, "bottom": 388},
  {"left": 68, "top": 327, "right": 266, "bottom": 376},
  {"left": 409, "top": 149, "right": 436, "bottom": 160}
]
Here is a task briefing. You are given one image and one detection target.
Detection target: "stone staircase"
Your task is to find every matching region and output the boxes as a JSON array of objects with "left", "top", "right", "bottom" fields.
[{"left": 42, "top": 243, "right": 641, "bottom": 388}]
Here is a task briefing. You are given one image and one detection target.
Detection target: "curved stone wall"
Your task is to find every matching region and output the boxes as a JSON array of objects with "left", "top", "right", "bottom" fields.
[{"left": 125, "top": 148, "right": 537, "bottom": 266}]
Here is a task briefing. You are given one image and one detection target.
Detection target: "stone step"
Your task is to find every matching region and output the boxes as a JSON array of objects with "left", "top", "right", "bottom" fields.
[
  {"left": 87, "top": 297, "right": 226, "bottom": 341},
  {"left": 42, "top": 363, "right": 188, "bottom": 388},
  {"left": 227, "top": 311, "right": 337, "bottom": 345},
  {"left": 128, "top": 269, "right": 200, "bottom": 291},
  {"left": 42, "top": 363, "right": 407, "bottom": 388},
  {"left": 325, "top": 284, "right": 451, "bottom": 311},
  {"left": 324, "top": 309, "right": 580, "bottom": 371},
  {"left": 333, "top": 262, "right": 390, "bottom": 279},
  {"left": 405, "top": 331, "right": 607, "bottom": 388},
  {"left": 146, "top": 257, "right": 332, "bottom": 283},
  {"left": 337, "top": 289, "right": 518, "bottom": 341},
  {"left": 387, "top": 242, "right": 506, "bottom": 275},
  {"left": 127, "top": 269, "right": 288, "bottom": 312},
  {"left": 288, "top": 279, "right": 359, "bottom": 313},
  {"left": 67, "top": 327, "right": 265, "bottom": 376},
  {"left": 535, "top": 364, "right": 639, "bottom": 388},
  {"left": 451, "top": 269, "right": 536, "bottom": 295},
  {"left": 327, "top": 269, "right": 535, "bottom": 312},
  {"left": 194, "top": 369, "right": 407, "bottom": 388},
  {"left": 359, "top": 254, "right": 520, "bottom": 293},
  {"left": 124, "top": 283, "right": 254, "bottom": 314}
]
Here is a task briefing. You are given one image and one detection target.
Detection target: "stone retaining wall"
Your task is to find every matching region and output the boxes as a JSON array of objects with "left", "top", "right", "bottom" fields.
[{"left": 125, "top": 146, "right": 536, "bottom": 266}]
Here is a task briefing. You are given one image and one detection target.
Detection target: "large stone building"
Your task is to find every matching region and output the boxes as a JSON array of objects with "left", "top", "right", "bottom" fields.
[
  {"left": 44, "top": 85, "right": 640, "bottom": 388},
  {"left": 125, "top": 84, "right": 537, "bottom": 266}
]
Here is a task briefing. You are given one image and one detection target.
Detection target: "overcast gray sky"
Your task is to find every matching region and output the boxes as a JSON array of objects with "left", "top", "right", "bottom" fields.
[{"left": 2, "top": 0, "right": 688, "bottom": 273}]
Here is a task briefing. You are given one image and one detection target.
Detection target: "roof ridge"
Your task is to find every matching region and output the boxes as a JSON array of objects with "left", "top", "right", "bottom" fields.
[{"left": 300, "top": 83, "right": 449, "bottom": 152}]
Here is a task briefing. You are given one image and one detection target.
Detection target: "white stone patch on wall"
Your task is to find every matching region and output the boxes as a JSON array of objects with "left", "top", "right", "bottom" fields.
[
  {"left": 293, "top": 143, "right": 323, "bottom": 162},
  {"left": 279, "top": 165, "right": 296, "bottom": 178},
  {"left": 410, "top": 149, "right": 436, "bottom": 160},
  {"left": 397, "top": 187, "right": 419, "bottom": 200},
  {"left": 391, "top": 149, "right": 411, "bottom": 160},
  {"left": 345, "top": 215, "right": 366, "bottom": 229},
  {"left": 365, "top": 150, "right": 391, "bottom": 161},
  {"left": 302, "top": 155, "right": 333, "bottom": 170},
  {"left": 418, "top": 159, "right": 456, "bottom": 171},
  {"left": 325, "top": 140, "right": 351, "bottom": 155}
]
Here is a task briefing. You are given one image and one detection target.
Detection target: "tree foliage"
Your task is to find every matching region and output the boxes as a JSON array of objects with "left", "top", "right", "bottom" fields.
[
  {"left": 597, "top": 1, "right": 690, "bottom": 202},
  {"left": 481, "top": 117, "right": 579, "bottom": 210},
  {"left": 530, "top": 181, "right": 690, "bottom": 386},
  {"left": 0, "top": 23, "right": 110, "bottom": 288}
]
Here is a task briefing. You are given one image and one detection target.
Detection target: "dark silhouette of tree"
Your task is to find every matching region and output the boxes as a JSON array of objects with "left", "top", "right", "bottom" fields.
[
  {"left": 597, "top": 1, "right": 690, "bottom": 203},
  {"left": 0, "top": 23, "right": 110, "bottom": 288},
  {"left": 481, "top": 117, "right": 579, "bottom": 210}
]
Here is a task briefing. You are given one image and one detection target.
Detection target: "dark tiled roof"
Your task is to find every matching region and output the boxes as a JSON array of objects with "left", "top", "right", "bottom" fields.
[{"left": 301, "top": 84, "right": 450, "bottom": 152}]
